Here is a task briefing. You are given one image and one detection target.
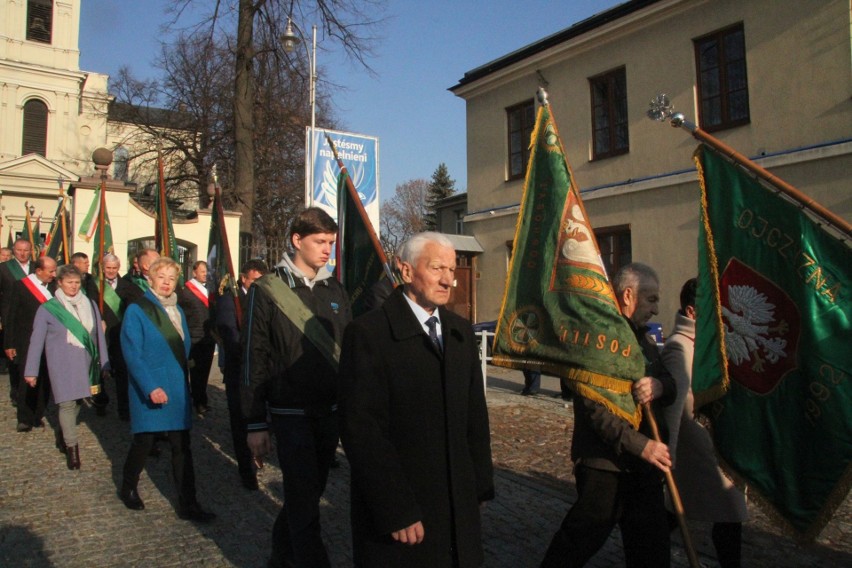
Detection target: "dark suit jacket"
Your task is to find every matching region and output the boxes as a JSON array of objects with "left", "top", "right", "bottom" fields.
[
  {"left": 4, "top": 278, "right": 56, "bottom": 364},
  {"left": 120, "top": 273, "right": 146, "bottom": 305},
  {"left": 178, "top": 282, "right": 214, "bottom": 346},
  {"left": 339, "top": 287, "right": 494, "bottom": 568},
  {"left": 0, "top": 260, "right": 34, "bottom": 325},
  {"left": 215, "top": 288, "right": 248, "bottom": 385}
]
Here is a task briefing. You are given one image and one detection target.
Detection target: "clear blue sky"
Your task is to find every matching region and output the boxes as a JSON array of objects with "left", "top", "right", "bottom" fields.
[{"left": 80, "top": 0, "right": 621, "bottom": 200}]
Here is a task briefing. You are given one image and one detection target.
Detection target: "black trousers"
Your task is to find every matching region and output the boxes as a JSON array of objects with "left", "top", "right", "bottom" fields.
[
  {"left": 541, "top": 464, "right": 670, "bottom": 568},
  {"left": 224, "top": 377, "right": 253, "bottom": 479},
  {"left": 189, "top": 341, "right": 215, "bottom": 408},
  {"left": 122, "top": 430, "right": 198, "bottom": 511},
  {"left": 269, "top": 413, "right": 339, "bottom": 568},
  {"left": 15, "top": 358, "right": 49, "bottom": 426}
]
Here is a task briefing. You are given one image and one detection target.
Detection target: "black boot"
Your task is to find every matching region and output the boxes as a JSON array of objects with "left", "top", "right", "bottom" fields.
[
  {"left": 66, "top": 445, "right": 80, "bottom": 470},
  {"left": 119, "top": 486, "right": 145, "bottom": 510}
]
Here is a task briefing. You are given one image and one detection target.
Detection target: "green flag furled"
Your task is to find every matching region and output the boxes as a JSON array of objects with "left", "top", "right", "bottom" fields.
[
  {"left": 694, "top": 145, "right": 851, "bottom": 540},
  {"left": 327, "top": 134, "right": 396, "bottom": 317},
  {"left": 337, "top": 172, "right": 387, "bottom": 317},
  {"left": 155, "top": 148, "right": 179, "bottom": 265},
  {"left": 492, "top": 93, "right": 645, "bottom": 427},
  {"left": 78, "top": 180, "right": 114, "bottom": 311},
  {"left": 43, "top": 191, "right": 71, "bottom": 264},
  {"left": 206, "top": 176, "right": 239, "bottom": 320},
  {"left": 24, "top": 202, "right": 38, "bottom": 260}
]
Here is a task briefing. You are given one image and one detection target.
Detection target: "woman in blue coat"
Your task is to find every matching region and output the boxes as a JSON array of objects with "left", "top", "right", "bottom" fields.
[
  {"left": 25, "top": 264, "right": 109, "bottom": 470},
  {"left": 118, "top": 257, "right": 215, "bottom": 523}
]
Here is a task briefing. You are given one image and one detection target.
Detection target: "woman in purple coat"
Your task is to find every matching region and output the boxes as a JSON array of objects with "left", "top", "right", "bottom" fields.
[{"left": 25, "top": 264, "right": 109, "bottom": 470}]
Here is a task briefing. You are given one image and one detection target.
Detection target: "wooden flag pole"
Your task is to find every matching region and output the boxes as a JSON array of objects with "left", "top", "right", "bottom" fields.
[
  {"left": 649, "top": 100, "right": 852, "bottom": 238},
  {"left": 97, "top": 173, "right": 107, "bottom": 313},
  {"left": 642, "top": 402, "right": 702, "bottom": 568}
]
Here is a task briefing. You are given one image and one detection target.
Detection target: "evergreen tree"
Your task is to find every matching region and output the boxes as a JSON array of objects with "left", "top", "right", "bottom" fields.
[{"left": 425, "top": 163, "right": 456, "bottom": 230}]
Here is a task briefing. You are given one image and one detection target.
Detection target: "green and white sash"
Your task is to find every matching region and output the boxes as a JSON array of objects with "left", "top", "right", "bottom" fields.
[
  {"left": 96, "top": 279, "right": 123, "bottom": 320},
  {"left": 6, "top": 260, "right": 27, "bottom": 280},
  {"left": 43, "top": 298, "right": 101, "bottom": 395},
  {"left": 254, "top": 274, "right": 340, "bottom": 371}
]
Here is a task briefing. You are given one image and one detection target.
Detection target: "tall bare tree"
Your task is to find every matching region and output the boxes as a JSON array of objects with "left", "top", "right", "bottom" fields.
[
  {"left": 166, "top": 0, "right": 386, "bottom": 242},
  {"left": 380, "top": 178, "right": 429, "bottom": 256},
  {"left": 110, "top": 29, "right": 339, "bottom": 253}
]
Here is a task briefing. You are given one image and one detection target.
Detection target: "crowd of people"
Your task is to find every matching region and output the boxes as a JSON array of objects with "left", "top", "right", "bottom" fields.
[{"left": 0, "top": 207, "right": 746, "bottom": 567}]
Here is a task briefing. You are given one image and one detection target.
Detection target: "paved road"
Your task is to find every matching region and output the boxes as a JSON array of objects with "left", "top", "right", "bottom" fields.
[{"left": 1, "top": 366, "right": 849, "bottom": 567}]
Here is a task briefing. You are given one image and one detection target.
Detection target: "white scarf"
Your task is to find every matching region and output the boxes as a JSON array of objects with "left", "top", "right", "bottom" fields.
[
  {"left": 54, "top": 288, "right": 94, "bottom": 349},
  {"left": 154, "top": 292, "right": 185, "bottom": 341}
]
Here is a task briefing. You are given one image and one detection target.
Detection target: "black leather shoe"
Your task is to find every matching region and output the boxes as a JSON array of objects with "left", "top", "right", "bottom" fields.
[
  {"left": 177, "top": 503, "right": 216, "bottom": 523},
  {"left": 520, "top": 389, "right": 538, "bottom": 396},
  {"left": 119, "top": 488, "right": 145, "bottom": 510},
  {"left": 16, "top": 422, "right": 32, "bottom": 432}
]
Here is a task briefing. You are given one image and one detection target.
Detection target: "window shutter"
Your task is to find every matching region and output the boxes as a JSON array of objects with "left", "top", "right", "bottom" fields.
[{"left": 22, "top": 100, "right": 48, "bottom": 156}]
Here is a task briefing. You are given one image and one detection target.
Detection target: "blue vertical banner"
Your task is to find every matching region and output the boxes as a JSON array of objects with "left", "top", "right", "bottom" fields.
[{"left": 307, "top": 128, "right": 380, "bottom": 231}]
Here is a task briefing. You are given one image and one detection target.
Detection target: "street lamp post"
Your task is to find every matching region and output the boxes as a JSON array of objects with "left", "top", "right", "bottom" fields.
[{"left": 281, "top": 18, "right": 317, "bottom": 207}]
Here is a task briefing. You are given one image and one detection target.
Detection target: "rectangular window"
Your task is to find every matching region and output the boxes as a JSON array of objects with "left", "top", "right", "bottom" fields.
[
  {"left": 26, "top": 0, "right": 53, "bottom": 44},
  {"left": 595, "top": 225, "right": 631, "bottom": 281},
  {"left": 694, "top": 24, "right": 749, "bottom": 131},
  {"left": 589, "top": 67, "right": 629, "bottom": 160},
  {"left": 506, "top": 100, "right": 535, "bottom": 180},
  {"left": 454, "top": 209, "right": 464, "bottom": 234}
]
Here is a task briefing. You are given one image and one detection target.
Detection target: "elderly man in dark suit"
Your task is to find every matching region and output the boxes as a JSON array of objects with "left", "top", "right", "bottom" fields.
[
  {"left": 340, "top": 231, "right": 495, "bottom": 568},
  {"left": 97, "top": 253, "right": 136, "bottom": 420},
  {"left": 5, "top": 256, "right": 57, "bottom": 431},
  {"left": 0, "top": 239, "right": 35, "bottom": 405}
]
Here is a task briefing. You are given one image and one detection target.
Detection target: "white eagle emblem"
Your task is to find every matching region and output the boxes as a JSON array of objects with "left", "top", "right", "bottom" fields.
[{"left": 722, "top": 285, "right": 789, "bottom": 372}]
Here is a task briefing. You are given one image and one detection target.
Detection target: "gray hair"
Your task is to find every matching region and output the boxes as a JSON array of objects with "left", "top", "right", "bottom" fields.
[
  {"left": 398, "top": 232, "right": 455, "bottom": 264},
  {"left": 56, "top": 264, "right": 83, "bottom": 282},
  {"left": 613, "top": 262, "right": 659, "bottom": 296},
  {"left": 103, "top": 253, "right": 121, "bottom": 265}
]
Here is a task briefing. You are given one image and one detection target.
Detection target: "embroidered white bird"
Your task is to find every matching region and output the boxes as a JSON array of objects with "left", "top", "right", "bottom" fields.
[
  {"left": 722, "top": 284, "right": 788, "bottom": 372},
  {"left": 319, "top": 161, "right": 366, "bottom": 207}
]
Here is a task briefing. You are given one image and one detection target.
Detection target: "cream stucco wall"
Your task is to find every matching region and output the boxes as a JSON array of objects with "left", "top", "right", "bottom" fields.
[{"left": 454, "top": 0, "right": 852, "bottom": 330}]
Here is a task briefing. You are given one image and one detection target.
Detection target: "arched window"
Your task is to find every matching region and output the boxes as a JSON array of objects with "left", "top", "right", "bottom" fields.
[
  {"left": 114, "top": 146, "right": 129, "bottom": 181},
  {"left": 26, "top": 0, "right": 53, "bottom": 44},
  {"left": 22, "top": 99, "right": 48, "bottom": 156}
]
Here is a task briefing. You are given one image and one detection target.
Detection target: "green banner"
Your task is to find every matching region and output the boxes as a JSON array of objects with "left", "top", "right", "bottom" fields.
[
  {"left": 694, "top": 145, "right": 851, "bottom": 540},
  {"left": 492, "top": 102, "right": 644, "bottom": 427},
  {"left": 338, "top": 172, "right": 386, "bottom": 318}
]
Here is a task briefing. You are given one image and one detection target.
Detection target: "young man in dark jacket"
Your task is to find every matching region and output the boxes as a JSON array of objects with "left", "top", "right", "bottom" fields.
[{"left": 242, "top": 207, "right": 351, "bottom": 568}]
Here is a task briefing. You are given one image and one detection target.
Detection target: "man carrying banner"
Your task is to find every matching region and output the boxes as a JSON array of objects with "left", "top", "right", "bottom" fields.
[
  {"left": 242, "top": 207, "right": 351, "bottom": 568},
  {"left": 541, "top": 262, "right": 675, "bottom": 568}
]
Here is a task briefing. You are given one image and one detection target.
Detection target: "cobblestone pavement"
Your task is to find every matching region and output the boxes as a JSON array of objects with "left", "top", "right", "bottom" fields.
[{"left": 1, "top": 365, "right": 849, "bottom": 567}]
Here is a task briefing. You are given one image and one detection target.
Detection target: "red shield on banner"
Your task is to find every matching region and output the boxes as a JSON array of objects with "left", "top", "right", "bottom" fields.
[{"left": 719, "top": 258, "right": 800, "bottom": 394}]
